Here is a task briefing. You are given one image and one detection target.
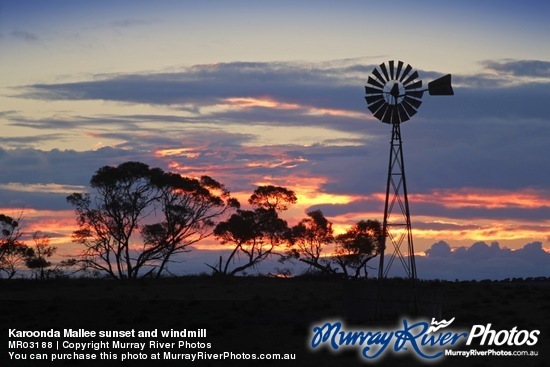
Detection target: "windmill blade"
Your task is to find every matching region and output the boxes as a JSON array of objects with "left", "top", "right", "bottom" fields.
[
  {"left": 401, "top": 99, "right": 418, "bottom": 117},
  {"left": 367, "top": 98, "right": 386, "bottom": 113},
  {"left": 403, "top": 70, "right": 419, "bottom": 86},
  {"left": 365, "top": 94, "right": 384, "bottom": 105},
  {"left": 365, "top": 86, "right": 383, "bottom": 95},
  {"left": 367, "top": 76, "right": 385, "bottom": 89},
  {"left": 382, "top": 104, "right": 401, "bottom": 124},
  {"left": 399, "top": 64, "right": 413, "bottom": 82},
  {"left": 374, "top": 103, "right": 389, "bottom": 122},
  {"left": 381, "top": 105, "right": 395, "bottom": 124},
  {"left": 395, "top": 61, "right": 404, "bottom": 81},
  {"left": 391, "top": 105, "right": 400, "bottom": 123},
  {"left": 379, "top": 62, "right": 390, "bottom": 82},
  {"left": 389, "top": 60, "right": 395, "bottom": 80},
  {"left": 397, "top": 103, "right": 411, "bottom": 123},
  {"left": 404, "top": 80, "right": 422, "bottom": 90},
  {"left": 372, "top": 68, "right": 386, "bottom": 84},
  {"left": 404, "top": 95, "right": 422, "bottom": 109}
]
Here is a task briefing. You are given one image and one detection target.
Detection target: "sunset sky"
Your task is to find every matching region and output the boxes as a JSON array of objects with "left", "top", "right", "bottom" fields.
[{"left": 1, "top": 1, "right": 549, "bottom": 279}]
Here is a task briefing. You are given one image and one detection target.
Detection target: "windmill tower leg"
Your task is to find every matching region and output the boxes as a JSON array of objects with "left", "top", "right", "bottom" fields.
[{"left": 377, "top": 122, "right": 418, "bottom": 317}]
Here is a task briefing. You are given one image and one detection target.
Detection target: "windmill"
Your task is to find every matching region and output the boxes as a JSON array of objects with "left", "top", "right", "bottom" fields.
[{"left": 364, "top": 60, "right": 453, "bottom": 314}]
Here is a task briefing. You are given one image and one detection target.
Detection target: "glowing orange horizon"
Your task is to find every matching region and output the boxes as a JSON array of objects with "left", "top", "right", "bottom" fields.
[{"left": 2, "top": 182, "right": 548, "bottom": 262}]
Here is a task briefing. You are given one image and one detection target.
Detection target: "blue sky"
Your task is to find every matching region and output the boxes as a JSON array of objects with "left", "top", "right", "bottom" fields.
[{"left": 0, "top": 0, "right": 549, "bottom": 279}]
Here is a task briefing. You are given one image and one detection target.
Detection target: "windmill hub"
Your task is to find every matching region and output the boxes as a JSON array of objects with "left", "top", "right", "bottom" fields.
[{"left": 385, "top": 82, "right": 404, "bottom": 105}]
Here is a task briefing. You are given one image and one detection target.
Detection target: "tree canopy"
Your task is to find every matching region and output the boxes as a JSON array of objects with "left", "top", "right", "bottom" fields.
[
  {"left": 248, "top": 185, "right": 297, "bottom": 211},
  {"left": 210, "top": 185, "right": 295, "bottom": 276},
  {"left": 333, "top": 220, "right": 383, "bottom": 278},
  {"left": 287, "top": 210, "right": 334, "bottom": 273},
  {"left": 0, "top": 214, "right": 31, "bottom": 279},
  {"left": 67, "top": 161, "right": 237, "bottom": 279}
]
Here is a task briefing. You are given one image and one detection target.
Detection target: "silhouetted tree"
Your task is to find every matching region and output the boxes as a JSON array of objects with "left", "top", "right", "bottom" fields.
[
  {"left": 67, "top": 161, "right": 237, "bottom": 279},
  {"left": 333, "top": 220, "right": 383, "bottom": 279},
  {"left": 0, "top": 214, "right": 31, "bottom": 279},
  {"left": 248, "top": 185, "right": 297, "bottom": 211},
  {"left": 209, "top": 186, "right": 294, "bottom": 276},
  {"left": 25, "top": 232, "right": 57, "bottom": 280},
  {"left": 143, "top": 173, "right": 239, "bottom": 277},
  {"left": 286, "top": 210, "right": 335, "bottom": 275}
]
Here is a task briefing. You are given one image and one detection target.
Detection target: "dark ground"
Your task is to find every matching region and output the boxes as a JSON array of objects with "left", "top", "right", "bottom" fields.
[{"left": 1, "top": 277, "right": 549, "bottom": 366}]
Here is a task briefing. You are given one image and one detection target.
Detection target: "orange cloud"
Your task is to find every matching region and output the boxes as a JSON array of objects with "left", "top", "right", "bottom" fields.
[
  {"left": 246, "top": 156, "right": 308, "bottom": 169},
  {"left": 220, "top": 97, "right": 302, "bottom": 110},
  {"left": 305, "top": 106, "right": 372, "bottom": 120},
  {"left": 413, "top": 223, "right": 545, "bottom": 242},
  {"left": 217, "top": 96, "right": 372, "bottom": 120},
  {"left": 164, "top": 161, "right": 224, "bottom": 180},
  {"left": 155, "top": 147, "right": 201, "bottom": 159},
  {"left": 254, "top": 176, "right": 358, "bottom": 207},
  {"left": 0, "top": 183, "right": 86, "bottom": 194},
  {"left": 408, "top": 188, "right": 550, "bottom": 209},
  {"left": 0, "top": 207, "right": 79, "bottom": 255}
]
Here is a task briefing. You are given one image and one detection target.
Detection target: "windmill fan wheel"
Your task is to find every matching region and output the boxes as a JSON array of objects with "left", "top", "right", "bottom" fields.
[{"left": 365, "top": 60, "right": 424, "bottom": 124}]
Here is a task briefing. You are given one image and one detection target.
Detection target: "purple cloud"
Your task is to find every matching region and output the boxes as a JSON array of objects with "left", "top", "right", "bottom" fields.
[{"left": 414, "top": 241, "right": 550, "bottom": 280}]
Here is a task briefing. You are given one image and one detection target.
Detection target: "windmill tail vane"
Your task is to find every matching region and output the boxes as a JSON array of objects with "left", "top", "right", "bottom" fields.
[{"left": 426, "top": 74, "right": 454, "bottom": 96}]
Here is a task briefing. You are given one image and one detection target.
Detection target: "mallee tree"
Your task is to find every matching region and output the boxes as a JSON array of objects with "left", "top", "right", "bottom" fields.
[
  {"left": 209, "top": 185, "right": 295, "bottom": 276},
  {"left": 67, "top": 161, "right": 238, "bottom": 279},
  {"left": 0, "top": 214, "right": 31, "bottom": 279},
  {"left": 286, "top": 209, "right": 335, "bottom": 274},
  {"left": 333, "top": 220, "right": 383, "bottom": 279}
]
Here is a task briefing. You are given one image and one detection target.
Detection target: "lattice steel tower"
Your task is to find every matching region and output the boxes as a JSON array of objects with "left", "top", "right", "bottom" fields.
[{"left": 364, "top": 60, "right": 453, "bottom": 286}]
